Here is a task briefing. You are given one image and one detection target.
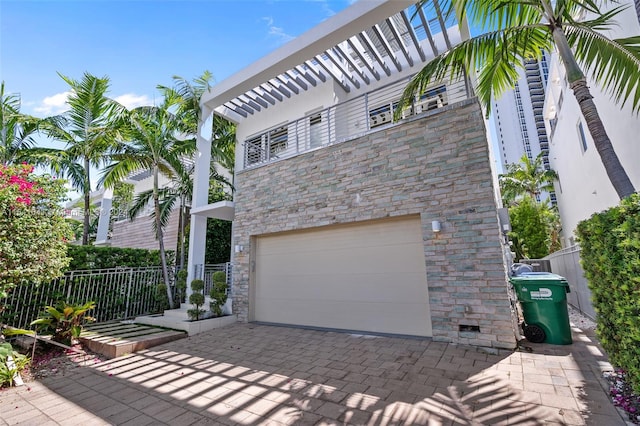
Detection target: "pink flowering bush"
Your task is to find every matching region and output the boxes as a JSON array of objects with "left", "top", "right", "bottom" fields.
[{"left": 0, "top": 164, "right": 72, "bottom": 302}]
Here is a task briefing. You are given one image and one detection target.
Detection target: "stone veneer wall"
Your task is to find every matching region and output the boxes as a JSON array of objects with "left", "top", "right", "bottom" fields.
[{"left": 232, "top": 99, "right": 516, "bottom": 349}]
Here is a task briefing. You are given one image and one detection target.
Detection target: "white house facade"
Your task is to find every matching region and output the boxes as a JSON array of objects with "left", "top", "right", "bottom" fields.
[
  {"left": 543, "top": 1, "right": 640, "bottom": 245},
  {"left": 188, "top": 0, "right": 517, "bottom": 348}
]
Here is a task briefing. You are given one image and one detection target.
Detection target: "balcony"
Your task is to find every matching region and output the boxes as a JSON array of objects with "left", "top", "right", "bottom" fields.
[{"left": 242, "top": 76, "right": 470, "bottom": 170}]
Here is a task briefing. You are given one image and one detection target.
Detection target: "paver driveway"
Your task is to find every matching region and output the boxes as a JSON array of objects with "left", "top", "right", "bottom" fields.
[{"left": 0, "top": 323, "right": 626, "bottom": 425}]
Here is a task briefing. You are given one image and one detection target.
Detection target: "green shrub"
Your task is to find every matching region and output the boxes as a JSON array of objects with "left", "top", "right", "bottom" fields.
[
  {"left": 176, "top": 270, "right": 188, "bottom": 304},
  {"left": 31, "top": 301, "right": 96, "bottom": 346},
  {"left": 508, "top": 196, "right": 556, "bottom": 260},
  {"left": 577, "top": 194, "right": 640, "bottom": 393},
  {"left": 209, "top": 271, "right": 228, "bottom": 317},
  {"left": 0, "top": 164, "right": 72, "bottom": 302},
  {"left": 188, "top": 280, "right": 206, "bottom": 321},
  {"left": 66, "top": 245, "right": 175, "bottom": 270},
  {"left": 154, "top": 284, "right": 170, "bottom": 312},
  {"left": 0, "top": 343, "right": 29, "bottom": 388}
]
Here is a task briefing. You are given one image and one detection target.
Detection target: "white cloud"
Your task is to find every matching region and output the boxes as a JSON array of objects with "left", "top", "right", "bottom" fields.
[
  {"left": 114, "top": 93, "right": 153, "bottom": 109},
  {"left": 33, "top": 91, "right": 71, "bottom": 116},
  {"left": 262, "top": 16, "right": 295, "bottom": 44},
  {"left": 305, "top": 0, "right": 338, "bottom": 17}
]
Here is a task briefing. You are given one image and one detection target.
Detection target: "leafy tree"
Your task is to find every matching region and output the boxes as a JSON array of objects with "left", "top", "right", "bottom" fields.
[
  {"left": 400, "top": 0, "right": 639, "bottom": 199},
  {"left": 156, "top": 73, "right": 236, "bottom": 268},
  {"left": 0, "top": 164, "right": 72, "bottom": 301},
  {"left": 0, "top": 82, "right": 39, "bottom": 166},
  {"left": 499, "top": 153, "right": 558, "bottom": 206},
  {"left": 205, "top": 184, "right": 232, "bottom": 264},
  {"left": 508, "top": 196, "right": 553, "bottom": 260},
  {"left": 36, "top": 72, "right": 125, "bottom": 245},
  {"left": 100, "top": 102, "right": 195, "bottom": 309}
]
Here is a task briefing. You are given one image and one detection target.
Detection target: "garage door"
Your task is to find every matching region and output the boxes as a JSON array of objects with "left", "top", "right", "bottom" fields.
[{"left": 253, "top": 216, "right": 432, "bottom": 336}]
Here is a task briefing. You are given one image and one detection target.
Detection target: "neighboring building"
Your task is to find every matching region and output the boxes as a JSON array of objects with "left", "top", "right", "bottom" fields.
[
  {"left": 492, "top": 52, "right": 556, "bottom": 203},
  {"left": 108, "top": 171, "right": 181, "bottom": 251},
  {"left": 188, "top": 0, "right": 517, "bottom": 348},
  {"left": 543, "top": 1, "right": 640, "bottom": 246}
]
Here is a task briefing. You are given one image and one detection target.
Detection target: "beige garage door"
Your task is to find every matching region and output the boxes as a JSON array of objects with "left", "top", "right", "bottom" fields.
[{"left": 253, "top": 216, "right": 432, "bottom": 337}]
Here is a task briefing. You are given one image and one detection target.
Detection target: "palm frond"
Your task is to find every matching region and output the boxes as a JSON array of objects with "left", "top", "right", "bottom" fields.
[
  {"left": 128, "top": 189, "right": 154, "bottom": 221},
  {"left": 566, "top": 24, "right": 640, "bottom": 112},
  {"left": 397, "top": 25, "right": 551, "bottom": 114}
]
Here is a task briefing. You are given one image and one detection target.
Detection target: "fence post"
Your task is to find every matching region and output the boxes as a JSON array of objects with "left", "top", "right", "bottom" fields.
[
  {"left": 65, "top": 271, "right": 74, "bottom": 301},
  {"left": 124, "top": 268, "right": 134, "bottom": 319}
]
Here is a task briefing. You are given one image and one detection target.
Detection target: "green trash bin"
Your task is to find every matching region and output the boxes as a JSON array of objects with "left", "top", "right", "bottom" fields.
[{"left": 509, "top": 272, "right": 573, "bottom": 345}]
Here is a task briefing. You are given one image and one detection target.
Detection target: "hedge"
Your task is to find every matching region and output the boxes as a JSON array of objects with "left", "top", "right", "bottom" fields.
[
  {"left": 577, "top": 194, "right": 640, "bottom": 393},
  {"left": 66, "top": 245, "right": 175, "bottom": 270}
]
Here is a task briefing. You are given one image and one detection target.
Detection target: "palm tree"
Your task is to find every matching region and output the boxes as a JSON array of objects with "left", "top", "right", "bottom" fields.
[
  {"left": 158, "top": 73, "right": 236, "bottom": 271},
  {"left": 0, "top": 82, "right": 39, "bottom": 165},
  {"left": 37, "top": 72, "right": 125, "bottom": 245},
  {"left": 100, "top": 103, "right": 195, "bottom": 309},
  {"left": 127, "top": 160, "right": 194, "bottom": 271},
  {"left": 399, "top": 0, "right": 639, "bottom": 199},
  {"left": 499, "top": 153, "right": 558, "bottom": 205}
]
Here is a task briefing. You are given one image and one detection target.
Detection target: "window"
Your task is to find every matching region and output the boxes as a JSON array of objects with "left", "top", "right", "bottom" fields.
[
  {"left": 268, "top": 126, "right": 288, "bottom": 158},
  {"left": 549, "top": 117, "right": 558, "bottom": 140},
  {"left": 577, "top": 121, "right": 588, "bottom": 152},
  {"left": 416, "top": 85, "right": 447, "bottom": 112},
  {"left": 309, "top": 112, "right": 323, "bottom": 148},
  {"left": 369, "top": 102, "right": 398, "bottom": 128},
  {"left": 245, "top": 135, "right": 264, "bottom": 166}
]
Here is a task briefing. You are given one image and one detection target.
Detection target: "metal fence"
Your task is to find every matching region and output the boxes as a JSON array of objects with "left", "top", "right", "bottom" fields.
[
  {"left": 1, "top": 263, "right": 232, "bottom": 330},
  {"left": 544, "top": 245, "right": 596, "bottom": 320}
]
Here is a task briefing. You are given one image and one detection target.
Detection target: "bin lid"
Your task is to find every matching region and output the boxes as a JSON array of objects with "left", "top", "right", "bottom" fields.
[{"left": 510, "top": 272, "right": 569, "bottom": 286}]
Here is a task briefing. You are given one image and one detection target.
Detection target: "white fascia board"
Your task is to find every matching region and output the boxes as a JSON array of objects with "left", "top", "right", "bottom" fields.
[{"left": 201, "top": 0, "right": 413, "bottom": 111}]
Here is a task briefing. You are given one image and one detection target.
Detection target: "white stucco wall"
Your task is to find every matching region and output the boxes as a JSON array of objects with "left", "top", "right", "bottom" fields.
[{"left": 544, "top": 3, "right": 640, "bottom": 244}]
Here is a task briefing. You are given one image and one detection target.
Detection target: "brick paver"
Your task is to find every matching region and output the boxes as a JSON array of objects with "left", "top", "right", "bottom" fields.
[{"left": 0, "top": 323, "right": 627, "bottom": 425}]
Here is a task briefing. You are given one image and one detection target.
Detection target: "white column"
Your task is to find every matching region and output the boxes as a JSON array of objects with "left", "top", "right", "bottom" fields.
[
  {"left": 94, "top": 188, "right": 113, "bottom": 246},
  {"left": 186, "top": 106, "right": 214, "bottom": 291}
]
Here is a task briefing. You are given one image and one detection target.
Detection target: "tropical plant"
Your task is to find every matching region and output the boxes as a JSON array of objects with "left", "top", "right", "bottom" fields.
[
  {"left": 209, "top": 271, "right": 228, "bottom": 317},
  {"left": 499, "top": 153, "right": 558, "bottom": 206},
  {"left": 31, "top": 301, "right": 96, "bottom": 345},
  {"left": 0, "top": 81, "right": 39, "bottom": 165},
  {"left": 176, "top": 269, "right": 188, "bottom": 304},
  {"left": 158, "top": 72, "right": 213, "bottom": 133},
  {"left": 205, "top": 184, "right": 233, "bottom": 264},
  {"left": 188, "top": 279, "right": 206, "bottom": 321},
  {"left": 157, "top": 73, "right": 236, "bottom": 268},
  {"left": 35, "top": 72, "right": 125, "bottom": 245},
  {"left": 100, "top": 101, "right": 194, "bottom": 309},
  {"left": 508, "top": 196, "right": 558, "bottom": 260},
  {"left": 399, "top": 0, "right": 639, "bottom": 199},
  {"left": 0, "top": 164, "right": 72, "bottom": 302},
  {"left": 0, "top": 342, "right": 29, "bottom": 388},
  {"left": 154, "top": 283, "right": 170, "bottom": 312}
]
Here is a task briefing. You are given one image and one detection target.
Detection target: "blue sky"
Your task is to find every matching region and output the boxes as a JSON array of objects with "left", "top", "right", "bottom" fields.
[{"left": 1, "top": 0, "right": 353, "bottom": 117}]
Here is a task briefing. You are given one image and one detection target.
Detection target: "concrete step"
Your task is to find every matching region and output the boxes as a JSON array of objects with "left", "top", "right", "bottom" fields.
[
  {"left": 79, "top": 321, "right": 187, "bottom": 359},
  {"left": 134, "top": 313, "right": 237, "bottom": 336}
]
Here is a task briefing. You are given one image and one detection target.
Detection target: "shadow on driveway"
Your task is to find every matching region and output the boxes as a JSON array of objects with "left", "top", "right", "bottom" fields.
[{"left": 0, "top": 323, "right": 626, "bottom": 425}]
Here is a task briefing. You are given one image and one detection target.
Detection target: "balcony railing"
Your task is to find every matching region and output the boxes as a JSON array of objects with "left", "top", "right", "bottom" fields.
[{"left": 242, "top": 76, "right": 471, "bottom": 170}]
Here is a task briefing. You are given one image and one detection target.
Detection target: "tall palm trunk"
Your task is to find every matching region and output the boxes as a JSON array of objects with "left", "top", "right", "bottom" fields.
[
  {"left": 552, "top": 27, "right": 636, "bottom": 199},
  {"left": 82, "top": 157, "right": 91, "bottom": 245},
  {"left": 154, "top": 165, "right": 174, "bottom": 308}
]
